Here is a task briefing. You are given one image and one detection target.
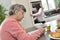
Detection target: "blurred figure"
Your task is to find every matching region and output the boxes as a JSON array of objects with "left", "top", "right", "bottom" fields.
[
  {"left": 30, "top": 4, "right": 46, "bottom": 24},
  {"left": 0, "top": 4, "right": 44, "bottom": 40}
]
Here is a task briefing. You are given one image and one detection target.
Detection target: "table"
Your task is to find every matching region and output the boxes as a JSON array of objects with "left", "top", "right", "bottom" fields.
[
  {"left": 38, "top": 20, "right": 60, "bottom": 40},
  {"left": 28, "top": 20, "right": 60, "bottom": 40},
  {"left": 38, "top": 32, "right": 60, "bottom": 40}
]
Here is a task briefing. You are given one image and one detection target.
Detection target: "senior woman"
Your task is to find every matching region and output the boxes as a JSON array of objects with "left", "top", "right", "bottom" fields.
[{"left": 0, "top": 4, "right": 44, "bottom": 40}]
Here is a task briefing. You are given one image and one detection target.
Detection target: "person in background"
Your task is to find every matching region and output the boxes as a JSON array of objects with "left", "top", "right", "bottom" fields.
[
  {"left": 0, "top": 4, "right": 44, "bottom": 40},
  {"left": 30, "top": 4, "right": 46, "bottom": 24}
]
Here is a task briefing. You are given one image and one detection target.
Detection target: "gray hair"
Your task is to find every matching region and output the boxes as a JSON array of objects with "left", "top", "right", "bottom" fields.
[{"left": 9, "top": 4, "right": 26, "bottom": 15}]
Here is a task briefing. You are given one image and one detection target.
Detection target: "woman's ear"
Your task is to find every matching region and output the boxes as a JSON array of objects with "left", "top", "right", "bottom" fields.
[{"left": 15, "top": 10, "right": 19, "bottom": 15}]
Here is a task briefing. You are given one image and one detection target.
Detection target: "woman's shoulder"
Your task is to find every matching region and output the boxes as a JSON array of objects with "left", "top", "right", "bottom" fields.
[
  {"left": 38, "top": 8, "right": 42, "bottom": 12},
  {"left": 39, "top": 8, "right": 42, "bottom": 10}
]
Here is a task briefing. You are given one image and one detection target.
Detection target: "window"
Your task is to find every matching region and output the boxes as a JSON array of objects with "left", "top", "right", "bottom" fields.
[
  {"left": 41, "top": 0, "right": 56, "bottom": 11},
  {"left": 47, "top": 0, "right": 56, "bottom": 10},
  {"left": 41, "top": 0, "right": 48, "bottom": 11},
  {"left": 55, "top": 0, "right": 60, "bottom": 8}
]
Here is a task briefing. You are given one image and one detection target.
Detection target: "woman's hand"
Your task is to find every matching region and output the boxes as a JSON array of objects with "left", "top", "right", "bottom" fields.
[
  {"left": 39, "top": 27, "right": 45, "bottom": 33},
  {"left": 30, "top": 13, "right": 33, "bottom": 16}
]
